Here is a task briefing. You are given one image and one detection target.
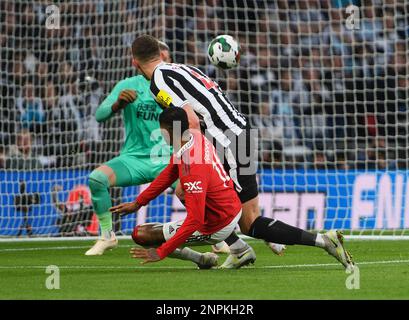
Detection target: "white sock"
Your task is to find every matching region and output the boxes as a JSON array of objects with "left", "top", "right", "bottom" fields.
[
  {"left": 169, "top": 247, "right": 202, "bottom": 264},
  {"left": 229, "top": 238, "right": 249, "bottom": 253},
  {"left": 315, "top": 233, "right": 326, "bottom": 248}
]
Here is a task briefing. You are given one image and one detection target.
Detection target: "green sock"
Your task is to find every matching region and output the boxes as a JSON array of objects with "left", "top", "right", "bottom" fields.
[
  {"left": 89, "top": 170, "right": 114, "bottom": 239},
  {"left": 98, "top": 212, "right": 113, "bottom": 239}
]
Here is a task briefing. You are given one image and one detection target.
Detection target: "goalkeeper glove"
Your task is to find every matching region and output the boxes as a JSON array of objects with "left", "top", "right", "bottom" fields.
[{"left": 112, "top": 89, "right": 137, "bottom": 113}]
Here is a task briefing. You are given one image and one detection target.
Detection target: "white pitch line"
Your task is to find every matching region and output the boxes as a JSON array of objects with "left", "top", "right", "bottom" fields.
[
  {"left": 0, "top": 245, "right": 134, "bottom": 252},
  {"left": 0, "top": 239, "right": 259, "bottom": 253},
  {"left": 0, "top": 259, "right": 408, "bottom": 270}
]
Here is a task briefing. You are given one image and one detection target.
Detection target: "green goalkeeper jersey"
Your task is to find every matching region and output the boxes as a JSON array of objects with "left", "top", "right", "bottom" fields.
[{"left": 96, "top": 75, "right": 171, "bottom": 160}]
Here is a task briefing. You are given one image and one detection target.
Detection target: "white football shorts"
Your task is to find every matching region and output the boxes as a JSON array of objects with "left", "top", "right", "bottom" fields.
[{"left": 162, "top": 209, "right": 242, "bottom": 246}]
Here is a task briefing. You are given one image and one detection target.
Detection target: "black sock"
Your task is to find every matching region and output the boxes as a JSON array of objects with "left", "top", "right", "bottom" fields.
[
  {"left": 249, "top": 217, "right": 317, "bottom": 246},
  {"left": 224, "top": 232, "right": 240, "bottom": 246}
]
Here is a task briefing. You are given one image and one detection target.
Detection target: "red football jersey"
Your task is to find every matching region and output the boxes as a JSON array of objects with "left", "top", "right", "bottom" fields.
[{"left": 136, "top": 131, "right": 242, "bottom": 259}]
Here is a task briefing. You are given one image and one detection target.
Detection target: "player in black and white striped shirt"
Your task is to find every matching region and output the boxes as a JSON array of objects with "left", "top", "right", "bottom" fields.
[
  {"left": 129, "top": 35, "right": 354, "bottom": 270},
  {"left": 151, "top": 63, "right": 247, "bottom": 148}
]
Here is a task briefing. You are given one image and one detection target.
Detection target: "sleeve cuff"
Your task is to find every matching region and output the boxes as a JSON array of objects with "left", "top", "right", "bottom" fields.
[{"left": 156, "top": 247, "right": 166, "bottom": 260}]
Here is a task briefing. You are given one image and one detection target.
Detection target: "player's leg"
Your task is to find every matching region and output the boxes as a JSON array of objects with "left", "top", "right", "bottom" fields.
[
  {"left": 198, "top": 210, "right": 256, "bottom": 269},
  {"left": 226, "top": 127, "right": 353, "bottom": 268},
  {"left": 222, "top": 128, "right": 286, "bottom": 256},
  {"left": 239, "top": 190, "right": 353, "bottom": 268},
  {"left": 86, "top": 157, "right": 135, "bottom": 255},
  {"left": 131, "top": 223, "right": 218, "bottom": 269},
  {"left": 88, "top": 165, "right": 116, "bottom": 237}
]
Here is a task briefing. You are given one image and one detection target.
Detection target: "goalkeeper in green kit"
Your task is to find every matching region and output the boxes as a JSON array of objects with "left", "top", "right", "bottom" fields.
[{"left": 85, "top": 44, "right": 174, "bottom": 256}]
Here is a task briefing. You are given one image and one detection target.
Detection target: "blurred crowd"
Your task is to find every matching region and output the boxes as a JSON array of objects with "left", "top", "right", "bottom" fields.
[{"left": 0, "top": 0, "right": 408, "bottom": 171}]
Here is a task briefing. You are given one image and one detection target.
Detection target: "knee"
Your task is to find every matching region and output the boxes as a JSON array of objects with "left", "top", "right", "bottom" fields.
[
  {"left": 88, "top": 170, "right": 110, "bottom": 193},
  {"left": 239, "top": 222, "right": 251, "bottom": 236},
  {"left": 239, "top": 197, "right": 260, "bottom": 235}
]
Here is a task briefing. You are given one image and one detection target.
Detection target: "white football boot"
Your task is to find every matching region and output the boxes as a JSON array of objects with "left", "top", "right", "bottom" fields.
[
  {"left": 212, "top": 241, "right": 231, "bottom": 254},
  {"left": 219, "top": 246, "right": 256, "bottom": 269},
  {"left": 323, "top": 230, "right": 354, "bottom": 270},
  {"left": 85, "top": 231, "right": 118, "bottom": 256},
  {"left": 266, "top": 242, "right": 287, "bottom": 256}
]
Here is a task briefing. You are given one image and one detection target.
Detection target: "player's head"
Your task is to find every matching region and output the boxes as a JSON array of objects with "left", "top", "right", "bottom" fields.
[
  {"left": 131, "top": 34, "right": 161, "bottom": 79},
  {"left": 158, "top": 40, "right": 172, "bottom": 63},
  {"left": 159, "top": 108, "right": 189, "bottom": 147}
]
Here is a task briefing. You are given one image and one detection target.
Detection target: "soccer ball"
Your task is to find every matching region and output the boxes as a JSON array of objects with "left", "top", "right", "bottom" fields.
[{"left": 207, "top": 35, "right": 240, "bottom": 70}]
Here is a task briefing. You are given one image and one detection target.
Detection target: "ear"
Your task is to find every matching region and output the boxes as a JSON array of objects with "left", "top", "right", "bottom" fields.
[
  {"left": 159, "top": 51, "right": 166, "bottom": 61},
  {"left": 132, "top": 58, "right": 138, "bottom": 68},
  {"left": 160, "top": 50, "right": 171, "bottom": 63}
]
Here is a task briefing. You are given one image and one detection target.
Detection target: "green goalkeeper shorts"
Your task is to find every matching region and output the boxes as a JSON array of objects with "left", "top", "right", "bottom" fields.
[{"left": 105, "top": 154, "right": 172, "bottom": 187}]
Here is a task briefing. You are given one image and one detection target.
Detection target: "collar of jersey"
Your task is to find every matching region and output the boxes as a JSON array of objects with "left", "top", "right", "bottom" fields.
[
  {"left": 176, "top": 134, "right": 194, "bottom": 158},
  {"left": 154, "top": 61, "right": 166, "bottom": 72}
]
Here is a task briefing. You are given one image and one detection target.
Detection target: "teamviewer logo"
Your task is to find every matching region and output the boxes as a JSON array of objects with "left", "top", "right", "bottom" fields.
[{"left": 184, "top": 181, "right": 203, "bottom": 193}]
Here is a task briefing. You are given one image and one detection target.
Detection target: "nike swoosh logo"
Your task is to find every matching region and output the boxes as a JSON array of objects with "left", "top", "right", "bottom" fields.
[
  {"left": 330, "top": 238, "right": 339, "bottom": 248},
  {"left": 268, "top": 220, "right": 277, "bottom": 227},
  {"left": 237, "top": 251, "right": 249, "bottom": 259}
]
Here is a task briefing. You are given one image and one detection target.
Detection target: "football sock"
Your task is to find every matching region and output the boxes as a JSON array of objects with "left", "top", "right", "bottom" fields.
[
  {"left": 225, "top": 232, "right": 249, "bottom": 253},
  {"left": 314, "top": 233, "right": 326, "bottom": 248},
  {"left": 89, "top": 170, "right": 113, "bottom": 239},
  {"left": 98, "top": 213, "right": 113, "bottom": 240},
  {"left": 169, "top": 247, "right": 202, "bottom": 264},
  {"left": 249, "top": 217, "right": 317, "bottom": 246}
]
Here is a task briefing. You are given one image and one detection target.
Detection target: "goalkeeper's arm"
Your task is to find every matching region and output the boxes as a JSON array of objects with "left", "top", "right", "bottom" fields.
[{"left": 95, "top": 85, "right": 137, "bottom": 122}]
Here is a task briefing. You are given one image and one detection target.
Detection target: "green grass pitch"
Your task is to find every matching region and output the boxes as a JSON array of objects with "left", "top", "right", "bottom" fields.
[{"left": 1, "top": 239, "right": 408, "bottom": 299}]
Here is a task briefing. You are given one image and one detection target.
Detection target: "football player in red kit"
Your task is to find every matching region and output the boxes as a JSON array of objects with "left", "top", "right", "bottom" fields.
[{"left": 110, "top": 108, "right": 255, "bottom": 268}]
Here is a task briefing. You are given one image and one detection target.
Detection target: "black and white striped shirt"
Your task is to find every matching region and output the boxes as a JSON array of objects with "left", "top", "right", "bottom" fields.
[{"left": 150, "top": 63, "right": 247, "bottom": 147}]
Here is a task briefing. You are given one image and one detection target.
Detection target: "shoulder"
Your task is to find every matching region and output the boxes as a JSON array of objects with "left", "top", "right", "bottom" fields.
[
  {"left": 111, "top": 76, "right": 149, "bottom": 94},
  {"left": 153, "top": 63, "right": 185, "bottom": 78},
  {"left": 117, "top": 75, "right": 146, "bottom": 86}
]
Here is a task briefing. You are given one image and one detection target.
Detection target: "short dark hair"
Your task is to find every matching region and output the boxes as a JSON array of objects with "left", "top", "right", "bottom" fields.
[
  {"left": 159, "top": 108, "right": 189, "bottom": 139},
  {"left": 131, "top": 34, "right": 160, "bottom": 62}
]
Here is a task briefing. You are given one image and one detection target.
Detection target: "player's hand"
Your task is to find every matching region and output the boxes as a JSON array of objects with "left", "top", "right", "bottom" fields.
[
  {"left": 109, "top": 200, "right": 141, "bottom": 216},
  {"left": 112, "top": 89, "right": 137, "bottom": 112},
  {"left": 130, "top": 247, "right": 161, "bottom": 264}
]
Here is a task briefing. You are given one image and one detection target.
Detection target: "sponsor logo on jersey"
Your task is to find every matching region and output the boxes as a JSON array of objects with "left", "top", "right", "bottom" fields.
[
  {"left": 183, "top": 181, "right": 203, "bottom": 193},
  {"left": 169, "top": 225, "right": 175, "bottom": 235},
  {"left": 156, "top": 89, "right": 173, "bottom": 108},
  {"left": 135, "top": 104, "right": 160, "bottom": 121}
]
